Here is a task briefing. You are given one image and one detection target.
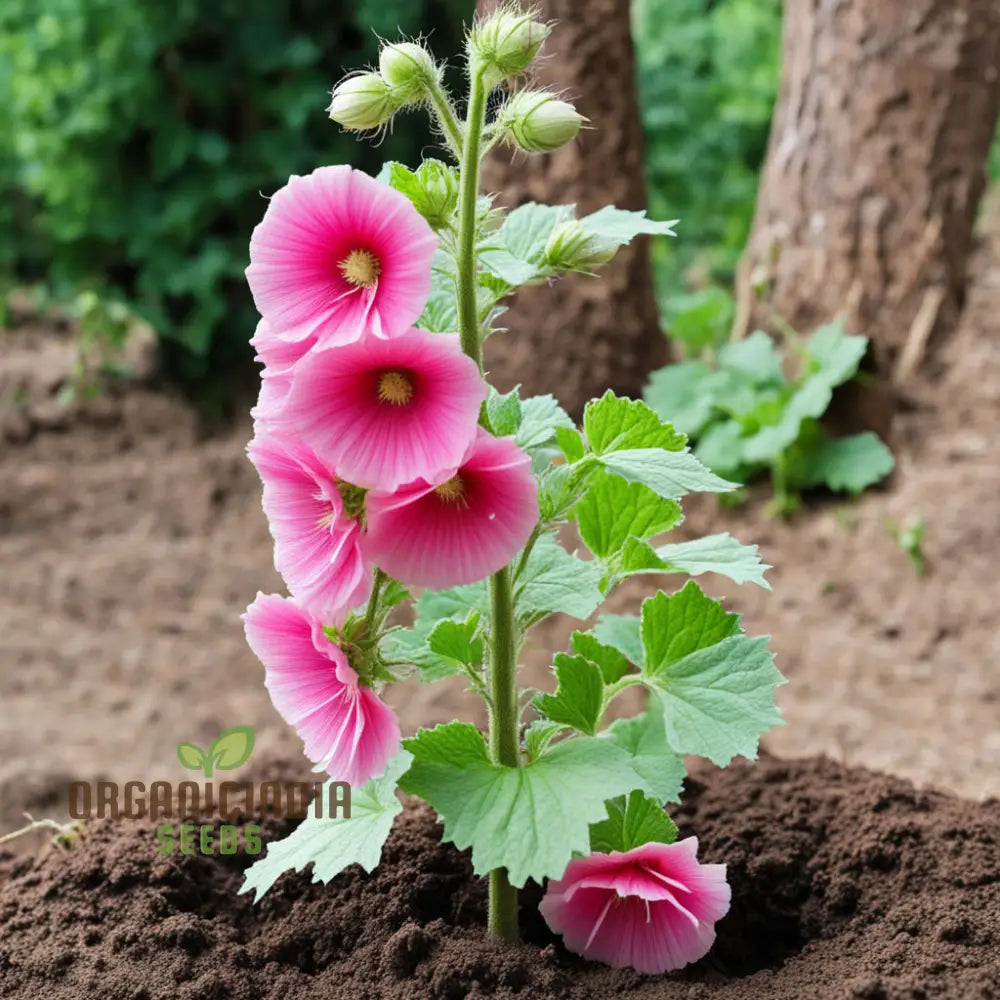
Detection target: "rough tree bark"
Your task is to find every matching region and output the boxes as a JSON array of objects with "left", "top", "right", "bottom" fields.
[
  {"left": 738, "top": 0, "right": 1000, "bottom": 386},
  {"left": 478, "top": 0, "right": 667, "bottom": 416}
]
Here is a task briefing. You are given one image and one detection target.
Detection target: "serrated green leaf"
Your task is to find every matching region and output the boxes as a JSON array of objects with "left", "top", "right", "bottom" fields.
[
  {"left": 574, "top": 471, "right": 682, "bottom": 559},
  {"left": 589, "top": 790, "right": 679, "bottom": 853},
  {"left": 538, "top": 463, "right": 582, "bottom": 521},
  {"left": 593, "top": 613, "right": 644, "bottom": 667},
  {"left": 583, "top": 392, "right": 687, "bottom": 454},
  {"left": 240, "top": 751, "right": 411, "bottom": 902},
  {"left": 570, "top": 631, "right": 630, "bottom": 684},
  {"left": 400, "top": 724, "right": 648, "bottom": 886},
  {"left": 417, "top": 282, "right": 458, "bottom": 333},
  {"left": 428, "top": 613, "right": 483, "bottom": 669},
  {"left": 500, "top": 202, "right": 576, "bottom": 262},
  {"left": 654, "top": 533, "right": 771, "bottom": 588},
  {"left": 796, "top": 432, "right": 894, "bottom": 495},
  {"left": 579, "top": 206, "right": 678, "bottom": 243},
  {"left": 177, "top": 742, "right": 208, "bottom": 771},
  {"left": 516, "top": 534, "right": 604, "bottom": 622},
  {"left": 485, "top": 386, "right": 522, "bottom": 437},
  {"left": 741, "top": 375, "right": 832, "bottom": 464},
  {"left": 523, "top": 719, "right": 564, "bottom": 761},
  {"left": 641, "top": 584, "right": 785, "bottom": 765},
  {"left": 534, "top": 654, "right": 605, "bottom": 735},
  {"left": 807, "top": 320, "right": 867, "bottom": 386},
  {"left": 597, "top": 448, "right": 737, "bottom": 501},
  {"left": 210, "top": 725, "right": 255, "bottom": 770},
  {"left": 643, "top": 360, "right": 718, "bottom": 437},
  {"left": 619, "top": 536, "right": 669, "bottom": 574},
  {"left": 603, "top": 712, "right": 686, "bottom": 804},
  {"left": 516, "top": 394, "right": 575, "bottom": 450},
  {"left": 717, "top": 330, "right": 784, "bottom": 384},
  {"left": 694, "top": 420, "right": 747, "bottom": 476},
  {"left": 555, "top": 425, "right": 585, "bottom": 463}
]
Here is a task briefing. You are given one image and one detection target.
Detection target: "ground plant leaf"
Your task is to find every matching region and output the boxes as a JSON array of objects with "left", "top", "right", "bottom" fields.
[
  {"left": 241, "top": 751, "right": 411, "bottom": 902},
  {"left": 798, "top": 432, "right": 895, "bottom": 494},
  {"left": 400, "top": 723, "right": 649, "bottom": 887},
  {"left": 603, "top": 711, "right": 686, "bottom": 804},
  {"left": 589, "top": 789, "right": 679, "bottom": 854},
  {"left": 643, "top": 360, "right": 718, "bottom": 436}
]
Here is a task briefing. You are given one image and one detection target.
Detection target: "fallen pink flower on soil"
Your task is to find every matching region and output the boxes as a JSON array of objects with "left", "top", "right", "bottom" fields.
[
  {"left": 279, "top": 328, "right": 487, "bottom": 492},
  {"left": 539, "top": 838, "right": 731, "bottom": 975},
  {"left": 243, "top": 593, "right": 400, "bottom": 786},
  {"left": 247, "top": 429, "right": 371, "bottom": 623},
  {"left": 246, "top": 165, "right": 437, "bottom": 345},
  {"left": 364, "top": 429, "right": 538, "bottom": 588}
]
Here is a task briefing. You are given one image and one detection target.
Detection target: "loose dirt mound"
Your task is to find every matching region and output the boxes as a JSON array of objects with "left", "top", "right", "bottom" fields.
[{"left": 0, "top": 756, "right": 997, "bottom": 999}]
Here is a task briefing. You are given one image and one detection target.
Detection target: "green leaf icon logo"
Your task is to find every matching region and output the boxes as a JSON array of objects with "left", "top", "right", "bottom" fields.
[
  {"left": 209, "top": 725, "right": 255, "bottom": 772},
  {"left": 177, "top": 742, "right": 209, "bottom": 773}
]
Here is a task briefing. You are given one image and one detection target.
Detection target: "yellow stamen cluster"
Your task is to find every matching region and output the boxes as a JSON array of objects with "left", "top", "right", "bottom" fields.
[
  {"left": 377, "top": 370, "right": 415, "bottom": 406},
  {"left": 339, "top": 248, "right": 381, "bottom": 288},
  {"left": 434, "top": 475, "right": 467, "bottom": 505}
]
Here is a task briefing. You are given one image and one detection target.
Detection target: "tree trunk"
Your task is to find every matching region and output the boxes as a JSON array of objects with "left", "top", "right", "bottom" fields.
[
  {"left": 740, "top": 0, "right": 1000, "bottom": 391},
  {"left": 478, "top": 0, "right": 667, "bottom": 417}
]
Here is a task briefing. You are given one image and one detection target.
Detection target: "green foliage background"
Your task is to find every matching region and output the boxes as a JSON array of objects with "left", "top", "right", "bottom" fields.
[{"left": 0, "top": 0, "right": 471, "bottom": 390}]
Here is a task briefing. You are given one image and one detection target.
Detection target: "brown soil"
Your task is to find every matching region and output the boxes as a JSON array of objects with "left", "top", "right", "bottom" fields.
[{"left": 1, "top": 755, "right": 997, "bottom": 1000}]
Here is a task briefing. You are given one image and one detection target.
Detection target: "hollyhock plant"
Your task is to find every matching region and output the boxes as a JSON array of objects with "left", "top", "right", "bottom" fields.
[
  {"left": 365, "top": 429, "right": 538, "bottom": 589},
  {"left": 247, "top": 429, "right": 371, "bottom": 622},
  {"left": 276, "top": 327, "right": 487, "bottom": 492},
  {"left": 243, "top": 593, "right": 399, "bottom": 786},
  {"left": 246, "top": 165, "right": 438, "bottom": 344},
  {"left": 239, "top": 8, "right": 785, "bottom": 981},
  {"left": 539, "top": 839, "right": 731, "bottom": 974}
]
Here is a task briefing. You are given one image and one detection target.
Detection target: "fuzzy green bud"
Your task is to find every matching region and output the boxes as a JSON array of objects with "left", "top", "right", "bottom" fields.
[
  {"left": 500, "top": 92, "right": 584, "bottom": 153},
  {"left": 544, "top": 220, "right": 617, "bottom": 269},
  {"left": 378, "top": 42, "right": 439, "bottom": 103},
  {"left": 328, "top": 73, "right": 398, "bottom": 131},
  {"left": 412, "top": 159, "right": 459, "bottom": 228},
  {"left": 470, "top": 8, "right": 551, "bottom": 89}
]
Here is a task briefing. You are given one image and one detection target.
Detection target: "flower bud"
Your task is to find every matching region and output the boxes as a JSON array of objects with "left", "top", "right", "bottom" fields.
[
  {"left": 470, "top": 8, "right": 550, "bottom": 88},
  {"left": 328, "top": 73, "right": 397, "bottom": 131},
  {"left": 412, "top": 159, "right": 459, "bottom": 228},
  {"left": 544, "top": 220, "right": 617, "bottom": 269},
  {"left": 378, "top": 42, "right": 439, "bottom": 102},
  {"left": 500, "top": 92, "right": 584, "bottom": 153}
]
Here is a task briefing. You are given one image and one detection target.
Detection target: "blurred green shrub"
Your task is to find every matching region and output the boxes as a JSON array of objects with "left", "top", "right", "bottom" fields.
[
  {"left": 0, "top": 0, "right": 471, "bottom": 390},
  {"left": 632, "top": 0, "right": 781, "bottom": 326}
]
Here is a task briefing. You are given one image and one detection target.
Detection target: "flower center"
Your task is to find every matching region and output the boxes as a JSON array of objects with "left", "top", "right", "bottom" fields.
[
  {"left": 377, "top": 370, "right": 414, "bottom": 406},
  {"left": 339, "top": 248, "right": 381, "bottom": 288},
  {"left": 433, "top": 475, "right": 466, "bottom": 504},
  {"left": 335, "top": 479, "right": 368, "bottom": 521}
]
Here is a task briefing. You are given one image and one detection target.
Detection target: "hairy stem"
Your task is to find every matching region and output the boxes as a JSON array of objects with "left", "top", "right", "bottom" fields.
[
  {"left": 454, "top": 61, "right": 520, "bottom": 943},
  {"left": 425, "top": 80, "right": 464, "bottom": 159}
]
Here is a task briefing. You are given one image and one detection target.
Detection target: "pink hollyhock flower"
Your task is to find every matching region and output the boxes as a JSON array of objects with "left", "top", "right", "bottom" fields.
[
  {"left": 243, "top": 593, "right": 400, "bottom": 786},
  {"left": 250, "top": 319, "right": 317, "bottom": 421},
  {"left": 246, "top": 165, "right": 437, "bottom": 345},
  {"left": 539, "top": 839, "right": 730, "bottom": 975},
  {"left": 281, "top": 328, "right": 487, "bottom": 492},
  {"left": 364, "top": 430, "right": 538, "bottom": 588},
  {"left": 247, "top": 429, "right": 370, "bottom": 623}
]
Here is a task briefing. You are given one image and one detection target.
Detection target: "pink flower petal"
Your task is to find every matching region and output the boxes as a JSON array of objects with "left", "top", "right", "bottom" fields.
[
  {"left": 280, "top": 328, "right": 487, "bottom": 492},
  {"left": 246, "top": 166, "right": 437, "bottom": 345},
  {"left": 243, "top": 593, "right": 400, "bottom": 786},
  {"left": 364, "top": 430, "right": 539, "bottom": 588},
  {"left": 540, "top": 837, "right": 731, "bottom": 975}
]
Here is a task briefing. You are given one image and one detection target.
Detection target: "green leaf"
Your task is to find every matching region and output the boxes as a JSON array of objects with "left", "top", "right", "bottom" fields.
[
  {"left": 516, "top": 394, "right": 575, "bottom": 450},
  {"left": 570, "top": 631, "right": 630, "bottom": 684},
  {"left": 643, "top": 360, "right": 718, "bottom": 437},
  {"left": 654, "top": 533, "right": 771, "bottom": 588},
  {"left": 428, "top": 613, "right": 484, "bottom": 670},
  {"left": 516, "top": 534, "right": 605, "bottom": 622},
  {"left": 583, "top": 392, "right": 687, "bottom": 454},
  {"left": 523, "top": 719, "right": 564, "bottom": 761},
  {"left": 399, "top": 723, "right": 648, "bottom": 886},
  {"left": 807, "top": 320, "right": 867, "bottom": 386},
  {"left": 604, "top": 712, "right": 686, "bottom": 804},
  {"left": 619, "top": 536, "right": 670, "bottom": 574},
  {"left": 177, "top": 742, "right": 208, "bottom": 771},
  {"left": 579, "top": 206, "right": 678, "bottom": 243},
  {"left": 534, "top": 654, "right": 605, "bottom": 735},
  {"left": 240, "top": 751, "right": 411, "bottom": 902},
  {"left": 574, "top": 470, "right": 682, "bottom": 559},
  {"left": 500, "top": 202, "right": 576, "bottom": 262},
  {"left": 796, "top": 432, "right": 894, "bottom": 495},
  {"left": 641, "top": 584, "right": 785, "bottom": 765},
  {"left": 417, "top": 282, "right": 458, "bottom": 333},
  {"left": 589, "top": 790, "right": 679, "bottom": 853},
  {"left": 597, "top": 448, "right": 737, "bottom": 501},
  {"left": 484, "top": 386, "right": 522, "bottom": 437},
  {"left": 555, "top": 426, "right": 586, "bottom": 463},
  {"left": 480, "top": 247, "right": 542, "bottom": 285},
  {"left": 741, "top": 375, "right": 832, "bottom": 464},
  {"left": 593, "top": 613, "right": 644, "bottom": 667},
  {"left": 694, "top": 420, "right": 747, "bottom": 477},
  {"left": 210, "top": 725, "right": 255, "bottom": 770},
  {"left": 717, "top": 330, "right": 784, "bottom": 383}
]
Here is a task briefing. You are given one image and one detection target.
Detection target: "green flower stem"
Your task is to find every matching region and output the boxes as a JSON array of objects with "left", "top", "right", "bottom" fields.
[
  {"left": 454, "top": 61, "right": 520, "bottom": 943},
  {"left": 425, "top": 80, "right": 464, "bottom": 159}
]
